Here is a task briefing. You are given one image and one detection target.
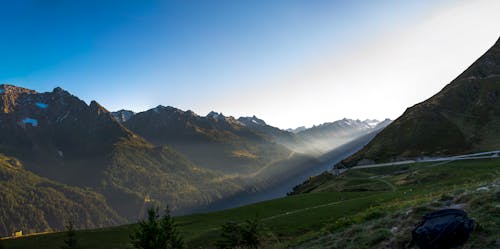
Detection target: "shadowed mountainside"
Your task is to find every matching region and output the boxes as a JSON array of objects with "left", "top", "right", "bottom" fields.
[
  {"left": 0, "top": 153, "right": 125, "bottom": 236},
  {"left": 122, "top": 107, "right": 293, "bottom": 174},
  {"left": 0, "top": 85, "right": 241, "bottom": 235},
  {"left": 341, "top": 36, "right": 500, "bottom": 166}
]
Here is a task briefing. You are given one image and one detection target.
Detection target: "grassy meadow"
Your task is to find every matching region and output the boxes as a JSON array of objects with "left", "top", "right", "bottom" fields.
[{"left": 2, "top": 158, "right": 499, "bottom": 248}]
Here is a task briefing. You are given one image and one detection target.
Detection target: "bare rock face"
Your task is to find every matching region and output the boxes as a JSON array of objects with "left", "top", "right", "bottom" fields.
[
  {"left": 0, "top": 84, "right": 37, "bottom": 113},
  {"left": 111, "top": 109, "right": 135, "bottom": 123},
  {"left": 0, "top": 85, "right": 133, "bottom": 174}
]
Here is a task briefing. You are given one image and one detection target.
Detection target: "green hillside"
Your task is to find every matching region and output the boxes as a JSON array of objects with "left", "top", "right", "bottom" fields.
[
  {"left": 3, "top": 158, "right": 499, "bottom": 248},
  {"left": 0, "top": 154, "right": 125, "bottom": 236}
]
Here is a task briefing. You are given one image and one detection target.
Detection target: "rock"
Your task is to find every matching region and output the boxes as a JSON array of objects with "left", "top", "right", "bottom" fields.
[{"left": 476, "top": 186, "right": 489, "bottom": 192}]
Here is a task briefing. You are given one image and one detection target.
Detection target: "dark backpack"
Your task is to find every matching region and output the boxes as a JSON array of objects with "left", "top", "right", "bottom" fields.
[{"left": 411, "top": 209, "right": 476, "bottom": 249}]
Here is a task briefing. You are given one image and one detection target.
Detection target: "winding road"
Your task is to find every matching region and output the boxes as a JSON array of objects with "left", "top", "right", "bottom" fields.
[{"left": 334, "top": 150, "right": 500, "bottom": 174}]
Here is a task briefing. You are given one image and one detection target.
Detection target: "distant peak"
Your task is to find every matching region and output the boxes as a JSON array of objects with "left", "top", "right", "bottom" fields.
[
  {"left": 207, "top": 111, "right": 223, "bottom": 118},
  {"left": 52, "top": 86, "right": 70, "bottom": 96},
  {"left": 53, "top": 86, "right": 64, "bottom": 92},
  {"left": 0, "top": 84, "right": 37, "bottom": 94},
  {"left": 287, "top": 126, "right": 306, "bottom": 133},
  {"left": 185, "top": 110, "right": 197, "bottom": 117},
  {"left": 151, "top": 105, "right": 183, "bottom": 113},
  {"left": 238, "top": 115, "right": 266, "bottom": 126},
  {"left": 152, "top": 105, "right": 165, "bottom": 112},
  {"left": 115, "top": 109, "right": 134, "bottom": 113},
  {"left": 111, "top": 109, "right": 135, "bottom": 123}
]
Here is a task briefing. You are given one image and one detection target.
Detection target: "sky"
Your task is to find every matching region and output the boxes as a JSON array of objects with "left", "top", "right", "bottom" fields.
[{"left": 1, "top": 0, "right": 500, "bottom": 129}]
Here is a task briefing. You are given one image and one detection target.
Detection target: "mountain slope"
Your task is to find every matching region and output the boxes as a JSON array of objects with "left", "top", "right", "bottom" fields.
[
  {"left": 123, "top": 107, "right": 292, "bottom": 174},
  {"left": 237, "top": 115, "right": 309, "bottom": 153},
  {"left": 294, "top": 119, "right": 389, "bottom": 155},
  {"left": 0, "top": 85, "right": 239, "bottom": 225},
  {"left": 237, "top": 116, "right": 390, "bottom": 157},
  {"left": 341, "top": 37, "right": 500, "bottom": 166},
  {"left": 0, "top": 153, "right": 125, "bottom": 237}
]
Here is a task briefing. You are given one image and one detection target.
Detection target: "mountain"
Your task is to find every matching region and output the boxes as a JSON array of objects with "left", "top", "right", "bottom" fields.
[
  {"left": 340, "top": 36, "right": 500, "bottom": 167},
  {"left": 286, "top": 126, "right": 307, "bottom": 133},
  {"left": 0, "top": 84, "right": 392, "bottom": 237},
  {"left": 122, "top": 107, "right": 292, "bottom": 174},
  {"left": 294, "top": 118, "right": 390, "bottom": 155},
  {"left": 111, "top": 109, "right": 135, "bottom": 123},
  {"left": 237, "top": 115, "right": 302, "bottom": 151},
  {"left": 235, "top": 116, "right": 391, "bottom": 157},
  {"left": 0, "top": 85, "right": 240, "bottom": 235},
  {"left": 319, "top": 119, "right": 392, "bottom": 163}
]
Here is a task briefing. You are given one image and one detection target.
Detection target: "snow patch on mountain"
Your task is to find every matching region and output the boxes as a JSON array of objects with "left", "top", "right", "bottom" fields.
[
  {"left": 238, "top": 116, "right": 266, "bottom": 126},
  {"left": 111, "top": 109, "right": 135, "bottom": 123}
]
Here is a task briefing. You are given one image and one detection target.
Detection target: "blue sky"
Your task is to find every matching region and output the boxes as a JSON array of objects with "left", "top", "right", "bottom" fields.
[{"left": 1, "top": 0, "right": 499, "bottom": 128}]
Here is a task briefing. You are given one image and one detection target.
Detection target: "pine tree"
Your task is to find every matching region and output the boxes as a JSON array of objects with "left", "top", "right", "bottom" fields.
[
  {"left": 61, "top": 220, "right": 79, "bottom": 249},
  {"left": 159, "top": 207, "right": 184, "bottom": 249},
  {"left": 130, "top": 207, "right": 184, "bottom": 249}
]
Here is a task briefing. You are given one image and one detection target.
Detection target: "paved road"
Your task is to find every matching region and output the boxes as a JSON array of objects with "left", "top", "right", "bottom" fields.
[{"left": 334, "top": 150, "right": 500, "bottom": 174}]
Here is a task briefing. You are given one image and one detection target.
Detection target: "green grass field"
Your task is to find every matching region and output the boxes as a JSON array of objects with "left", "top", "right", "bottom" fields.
[{"left": 2, "top": 158, "right": 499, "bottom": 249}]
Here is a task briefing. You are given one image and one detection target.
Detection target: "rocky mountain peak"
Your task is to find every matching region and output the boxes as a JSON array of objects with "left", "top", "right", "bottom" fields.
[
  {"left": 207, "top": 111, "right": 225, "bottom": 120},
  {"left": 90, "top": 100, "right": 109, "bottom": 115},
  {"left": 237, "top": 115, "right": 267, "bottom": 126},
  {"left": 152, "top": 105, "right": 183, "bottom": 114},
  {"left": 111, "top": 109, "right": 135, "bottom": 123},
  {"left": 51, "top": 86, "right": 72, "bottom": 96},
  {"left": 0, "top": 84, "right": 37, "bottom": 95},
  {"left": 0, "top": 84, "right": 38, "bottom": 113}
]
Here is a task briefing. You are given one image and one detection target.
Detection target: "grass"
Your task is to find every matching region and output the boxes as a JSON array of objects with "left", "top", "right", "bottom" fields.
[{"left": 2, "top": 158, "right": 500, "bottom": 249}]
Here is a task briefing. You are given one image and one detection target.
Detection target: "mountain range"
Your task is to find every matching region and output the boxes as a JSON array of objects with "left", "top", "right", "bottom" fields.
[{"left": 0, "top": 84, "right": 388, "bottom": 236}]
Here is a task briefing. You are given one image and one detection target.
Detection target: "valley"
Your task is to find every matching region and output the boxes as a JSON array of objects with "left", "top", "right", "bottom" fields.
[
  {"left": 1, "top": 2, "right": 500, "bottom": 248},
  {"left": 0, "top": 83, "right": 388, "bottom": 237},
  {"left": 2, "top": 35, "right": 500, "bottom": 247},
  {"left": 3, "top": 158, "right": 499, "bottom": 248}
]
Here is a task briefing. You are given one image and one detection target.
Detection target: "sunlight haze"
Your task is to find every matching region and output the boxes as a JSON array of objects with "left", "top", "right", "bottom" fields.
[{"left": 1, "top": 0, "right": 499, "bottom": 129}]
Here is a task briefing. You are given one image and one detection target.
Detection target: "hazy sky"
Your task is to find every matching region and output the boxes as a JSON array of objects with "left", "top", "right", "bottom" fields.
[{"left": 1, "top": 0, "right": 499, "bottom": 129}]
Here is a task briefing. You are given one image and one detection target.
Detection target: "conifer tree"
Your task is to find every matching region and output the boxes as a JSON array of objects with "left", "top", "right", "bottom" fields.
[
  {"left": 130, "top": 207, "right": 184, "bottom": 249},
  {"left": 61, "top": 220, "right": 79, "bottom": 249}
]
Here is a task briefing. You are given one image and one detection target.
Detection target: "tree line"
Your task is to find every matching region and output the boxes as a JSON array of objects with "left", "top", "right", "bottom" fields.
[{"left": 56, "top": 207, "right": 263, "bottom": 249}]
